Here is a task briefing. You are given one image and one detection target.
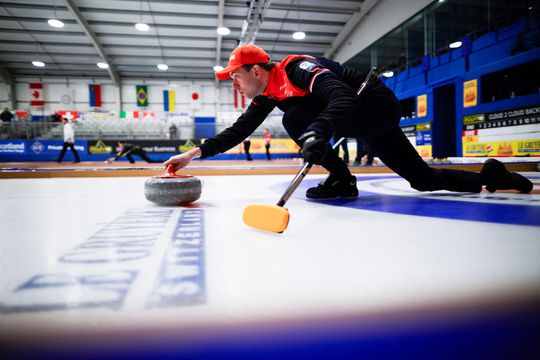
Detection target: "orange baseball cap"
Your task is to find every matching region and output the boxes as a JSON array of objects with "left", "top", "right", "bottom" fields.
[{"left": 215, "top": 44, "right": 270, "bottom": 80}]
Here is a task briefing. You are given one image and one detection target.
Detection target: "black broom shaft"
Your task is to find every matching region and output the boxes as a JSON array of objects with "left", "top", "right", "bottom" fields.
[
  {"left": 276, "top": 137, "right": 344, "bottom": 207},
  {"left": 276, "top": 67, "right": 378, "bottom": 208}
]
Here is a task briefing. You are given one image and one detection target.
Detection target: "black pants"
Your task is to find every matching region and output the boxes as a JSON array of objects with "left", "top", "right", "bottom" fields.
[
  {"left": 365, "top": 127, "right": 482, "bottom": 192},
  {"left": 282, "top": 98, "right": 482, "bottom": 193},
  {"left": 265, "top": 143, "right": 271, "bottom": 160},
  {"left": 57, "top": 142, "right": 80, "bottom": 162},
  {"left": 355, "top": 137, "right": 374, "bottom": 164},
  {"left": 126, "top": 149, "right": 157, "bottom": 163},
  {"left": 243, "top": 141, "right": 252, "bottom": 161}
]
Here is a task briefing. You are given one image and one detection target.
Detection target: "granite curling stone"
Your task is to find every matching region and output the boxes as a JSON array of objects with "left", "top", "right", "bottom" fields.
[{"left": 144, "top": 164, "right": 201, "bottom": 205}]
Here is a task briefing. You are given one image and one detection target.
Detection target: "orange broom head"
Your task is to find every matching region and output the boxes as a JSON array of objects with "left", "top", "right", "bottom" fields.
[{"left": 242, "top": 204, "right": 290, "bottom": 233}]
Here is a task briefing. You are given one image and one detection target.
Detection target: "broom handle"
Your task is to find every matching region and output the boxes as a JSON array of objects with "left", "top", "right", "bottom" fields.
[
  {"left": 276, "top": 67, "right": 377, "bottom": 208},
  {"left": 277, "top": 137, "right": 344, "bottom": 207}
]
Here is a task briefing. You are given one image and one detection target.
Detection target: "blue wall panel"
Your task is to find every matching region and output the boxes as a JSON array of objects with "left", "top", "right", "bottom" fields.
[
  {"left": 427, "top": 58, "right": 466, "bottom": 84},
  {"left": 469, "top": 38, "right": 516, "bottom": 70},
  {"left": 472, "top": 32, "right": 497, "bottom": 51}
]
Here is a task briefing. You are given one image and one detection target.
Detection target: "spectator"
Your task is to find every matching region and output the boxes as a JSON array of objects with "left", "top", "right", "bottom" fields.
[
  {"left": 50, "top": 111, "right": 61, "bottom": 123},
  {"left": 0, "top": 108, "right": 13, "bottom": 123},
  {"left": 169, "top": 123, "right": 178, "bottom": 139},
  {"left": 264, "top": 128, "right": 271, "bottom": 160},
  {"left": 354, "top": 137, "right": 374, "bottom": 166},
  {"left": 243, "top": 136, "right": 253, "bottom": 161}
]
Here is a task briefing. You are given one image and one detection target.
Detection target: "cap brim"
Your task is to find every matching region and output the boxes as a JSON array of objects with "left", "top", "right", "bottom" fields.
[{"left": 215, "top": 64, "right": 242, "bottom": 80}]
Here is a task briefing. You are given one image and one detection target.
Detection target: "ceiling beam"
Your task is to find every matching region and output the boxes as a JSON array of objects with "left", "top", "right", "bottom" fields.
[
  {"left": 215, "top": 0, "right": 226, "bottom": 85},
  {"left": 239, "top": 0, "right": 273, "bottom": 45},
  {"left": 324, "top": 0, "right": 379, "bottom": 59},
  {"left": 228, "top": 0, "right": 361, "bottom": 14},
  {"left": 63, "top": 0, "right": 120, "bottom": 86}
]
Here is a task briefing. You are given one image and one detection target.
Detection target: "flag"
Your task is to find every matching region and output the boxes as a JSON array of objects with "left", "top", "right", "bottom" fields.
[
  {"left": 142, "top": 111, "right": 155, "bottom": 120},
  {"left": 89, "top": 84, "right": 102, "bottom": 107},
  {"left": 58, "top": 110, "right": 79, "bottom": 122},
  {"left": 233, "top": 87, "right": 246, "bottom": 109},
  {"left": 189, "top": 84, "right": 201, "bottom": 110},
  {"left": 136, "top": 85, "right": 148, "bottom": 107},
  {"left": 120, "top": 110, "right": 139, "bottom": 119},
  {"left": 29, "top": 82, "right": 44, "bottom": 107},
  {"left": 163, "top": 90, "right": 175, "bottom": 112}
]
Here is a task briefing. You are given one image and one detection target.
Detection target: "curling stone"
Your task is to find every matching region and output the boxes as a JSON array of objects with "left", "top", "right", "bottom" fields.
[{"left": 144, "top": 164, "right": 201, "bottom": 205}]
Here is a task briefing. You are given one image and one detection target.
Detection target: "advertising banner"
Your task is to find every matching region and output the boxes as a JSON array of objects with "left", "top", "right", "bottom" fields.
[
  {"left": 463, "top": 139, "right": 540, "bottom": 157},
  {"left": 224, "top": 138, "right": 299, "bottom": 154},
  {"left": 417, "top": 94, "right": 427, "bottom": 117},
  {"left": 402, "top": 122, "right": 432, "bottom": 158},
  {"left": 463, "top": 79, "right": 477, "bottom": 108}
]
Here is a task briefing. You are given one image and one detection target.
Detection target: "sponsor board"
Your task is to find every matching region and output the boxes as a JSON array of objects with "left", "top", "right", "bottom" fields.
[
  {"left": 225, "top": 138, "right": 299, "bottom": 154},
  {"left": 463, "top": 139, "right": 540, "bottom": 156}
]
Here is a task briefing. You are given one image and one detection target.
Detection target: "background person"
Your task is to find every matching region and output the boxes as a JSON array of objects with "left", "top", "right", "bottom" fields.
[
  {"left": 264, "top": 128, "right": 271, "bottom": 160},
  {"left": 243, "top": 136, "right": 253, "bottom": 161},
  {"left": 105, "top": 141, "right": 158, "bottom": 164},
  {"left": 54, "top": 117, "right": 80, "bottom": 163}
]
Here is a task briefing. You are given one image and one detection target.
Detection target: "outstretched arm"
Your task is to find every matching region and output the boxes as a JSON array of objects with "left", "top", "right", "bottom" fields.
[{"left": 163, "top": 147, "right": 201, "bottom": 171}]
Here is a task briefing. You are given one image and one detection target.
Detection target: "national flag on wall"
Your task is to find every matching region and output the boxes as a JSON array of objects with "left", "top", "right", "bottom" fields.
[
  {"left": 89, "top": 84, "right": 102, "bottom": 107},
  {"left": 136, "top": 85, "right": 148, "bottom": 107},
  {"left": 142, "top": 111, "right": 155, "bottom": 120},
  {"left": 189, "top": 84, "right": 202, "bottom": 110},
  {"left": 58, "top": 110, "right": 80, "bottom": 121},
  {"left": 233, "top": 88, "right": 246, "bottom": 110},
  {"left": 163, "top": 90, "right": 175, "bottom": 112},
  {"left": 29, "top": 82, "right": 44, "bottom": 107},
  {"left": 120, "top": 110, "right": 139, "bottom": 119}
]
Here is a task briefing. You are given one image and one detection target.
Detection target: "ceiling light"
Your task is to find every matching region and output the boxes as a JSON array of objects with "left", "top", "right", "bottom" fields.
[
  {"left": 217, "top": 27, "right": 230, "bottom": 35},
  {"left": 48, "top": 19, "right": 64, "bottom": 28},
  {"left": 382, "top": 71, "right": 394, "bottom": 78},
  {"left": 135, "top": 23, "right": 150, "bottom": 32},
  {"left": 97, "top": 62, "right": 109, "bottom": 69},
  {"left": 157, "top": 63, "right": 168, "bottom": 71},
  {"left": 449, "top": 41, "right": 462, "bottom": 49},
  {"left": 213, "top": 65, "right": 224, "bottom": 72},
  {"left": 32, "top": 61, "right": 45, "bottom": 67},
  {"left": 292, "top": 31, "right": 306, "bottom": 40}
]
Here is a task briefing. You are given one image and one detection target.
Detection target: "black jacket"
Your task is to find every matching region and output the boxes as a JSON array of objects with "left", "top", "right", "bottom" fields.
[{"left": 199, "top": 58, "right": 400, "bottom": 158}]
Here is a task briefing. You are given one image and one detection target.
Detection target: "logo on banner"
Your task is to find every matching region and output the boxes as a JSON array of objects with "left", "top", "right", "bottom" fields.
[
  {"left": 89, "top": 140, "right": 113, "bottom": 154},
  {"left": 31, "top": 141, "right": 44, "bottom": 154}
]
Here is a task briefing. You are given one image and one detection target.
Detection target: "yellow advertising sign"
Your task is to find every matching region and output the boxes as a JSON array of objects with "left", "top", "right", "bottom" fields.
[
  {"left": 415, "top": 145, "right": 432, "bottom": 158},
  {"left": 463, "top": 139, "right": 540, "bottom": 156},
  {"left": 225, "top": 139, "right": 299, "bottom": 154},
  {"left": 417, "top": 94, "right": 427, "bottom": 117},
  {"left": 463, "top": 79, "right": 477, "bottom": 108}
]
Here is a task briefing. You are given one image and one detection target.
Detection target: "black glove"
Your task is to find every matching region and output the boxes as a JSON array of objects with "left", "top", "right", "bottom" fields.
[{"left": 299, "top": 131, "right": 328, "bottom": 164}]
